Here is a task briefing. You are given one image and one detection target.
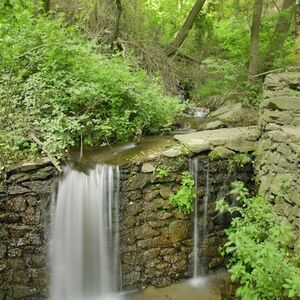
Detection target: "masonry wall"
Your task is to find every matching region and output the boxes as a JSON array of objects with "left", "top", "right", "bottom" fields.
[
  {"left": 120, "top": 154, "right": 254, "bottom": 290},
  {"left": 0, "top": 160, "right": 57, "bottom": 300},
  {"left": 256, "top": 72, "right": 300, "bottom": 234}
]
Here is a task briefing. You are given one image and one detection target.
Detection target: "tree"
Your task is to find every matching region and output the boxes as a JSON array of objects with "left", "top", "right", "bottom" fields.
[
  {"left": 249, "top": 0, "right": 264, "bottom": 78},
  {"left": 166, "top": 0, "right": 207, "bottom": 56},
  {"left": 262, "top": 0, "right": 296, "bottom": 71},
  {"left": 43, "top": 0, "right": 50, "bottom": 13},
  {"left": 111, "top": 0, "right": 122, "bottom": 44}
]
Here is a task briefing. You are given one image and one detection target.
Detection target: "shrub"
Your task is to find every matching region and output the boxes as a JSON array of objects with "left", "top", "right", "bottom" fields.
[
  {"left": 216, "top": 181, "right": 300, "bottom": 299},
  {"left": 0, "top": 1, "right": 183, "bottom": 169}
]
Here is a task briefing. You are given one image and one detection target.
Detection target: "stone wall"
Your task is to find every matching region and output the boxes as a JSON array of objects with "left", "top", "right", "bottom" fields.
[
  {"left": 256, "top": 72, "right": 300, "bottom": 234},
  {"left": 120, "top": 154, "right": 254, "bottom": 290},
  {"left": 0, "top": 160, "right": 57, "bottom": 300}
]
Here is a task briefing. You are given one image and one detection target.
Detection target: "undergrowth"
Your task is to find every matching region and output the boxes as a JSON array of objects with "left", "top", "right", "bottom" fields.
[
  {"left": 216, "top": 181, "right": 300, "bottom": 299},
  {"left": 0, "top": 2, "right": 183, "bottom": 170}
]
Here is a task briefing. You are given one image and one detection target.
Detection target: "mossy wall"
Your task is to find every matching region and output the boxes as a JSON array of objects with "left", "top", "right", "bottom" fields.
[
  {"left": 119, "top": 155, "right": 254, "bottom": 290},
  {"left": 0, "top": 160, "right": 57, "bottom": 300}
]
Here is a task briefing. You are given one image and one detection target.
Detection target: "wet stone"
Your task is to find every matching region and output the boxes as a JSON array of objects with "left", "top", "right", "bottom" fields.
[
  {"left": 13, "top": 270, "right": 30, "bottom": 284},
  {"left": 135, "top": 224, "right": 160, "bottom": 240},
  {"left": 25, "top": 255, "right": 45, "bottom": 268},
  {"left": 8, "top": 185, "right": 31, "bottom": 195},
  {"left": 141, "top": 163, "right": 155, "bottom": 173},
  {"left": 22, "top": 180, "right": 52, "bottom": 194},
  {"left": 8, "top": 248, "right": 22, "bottom": 258},
  {"left": 7, "top": 196, "right": 27, "bottom": 212},
  {"left": 23, "top": 207, "right": 40, "bottom": 225},
  {"left": 0, "top": 244, "right": 7, "bottom": 259}
]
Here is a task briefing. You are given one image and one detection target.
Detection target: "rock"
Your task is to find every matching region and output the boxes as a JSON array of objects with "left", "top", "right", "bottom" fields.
[
  {"left": 7, "top": 185, "right": 31, "bottom": 195},
  {"left": 162, "top": 148, "right": 183, "bottom": 158},
  {"left": 7, "top": 196, "right": 27, "bottom": 212},
  {"left": 12, "top": 285, "right": 37, "bottom": 298},
  {"left": 209, "top": 102, "right": 258, "bottom": 127},
  {"left": 141, "top": 163, "right": 155, "bottom": 173},
  {"left": 13, "top": 270, "right": 30, "bottom": 284},
  {"left": 159, "top": 186, "right": 173, "bottom": 199},
  {"left": 25, "top": 255, "right": 45, "bottom": 268},
  {"left": 160, "top": 248, "right": 176, "bottom": 255},
  {"left": 7, "top": 173, "right": 30, "bottom": 183},
  {"left": 142, "top": 249, "right": 161, "bottom": 261},
  {"left": 208, "top": 257, "right": 223, "bottom": 268},
  {"left": 21, "top": 180, "right": 52, "bottom": 194},
  {"left": 30, "top": 268, "right": 48, "bottom": 287},
  {"left": 135, "top": 224, "right": 160, "bottom": 240},
  {"left": 125, "top": 201, "right": 141, "bottom": 216},
  {"left": 205, "top": 120, "right": 224, "bottom": 130},
  {"left": 23, "top": 207, "right": 40, "bottom": 225},
  {"left": 0, "top": 244, "right": 7, "bottom": 259},
  {"left": 125, "top": 174, "right": 152, "bottom": 191},
  {"left": 174, "top": 126, "right": 260, "bottom": 154},
  {"left": 7, "top": 158, "right": 52, "bottom": 176},
  {"left": 263, "top": 96, "right": 300, "bottom": 111},
  {"left": 168, "top": 221, "right": 190, "bottom": 243},
  {"left": 209, "top": 147, "right": 234, "bottom": 159}
]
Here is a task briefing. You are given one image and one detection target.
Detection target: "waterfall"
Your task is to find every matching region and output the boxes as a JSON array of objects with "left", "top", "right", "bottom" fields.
[
  {"left": 190, "top": 158, "right": 210, "bottom": 283},
  {"left": 190, "top": 158, "right": 199, "bottom": 279},
  {"left": 50, "top": 165, "right": 121, "bottom": 300}
]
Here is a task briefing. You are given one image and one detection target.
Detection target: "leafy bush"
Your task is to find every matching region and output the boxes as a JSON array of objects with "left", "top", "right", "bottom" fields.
[
  {"left": 0, "top": 1, "right": 183, "bottom": 169},
  {"left": 169, "top": 171, "right": 195, "bottom": 214},
  {"left": 216, "top": 181, "right": 300, "bottom": 300}
]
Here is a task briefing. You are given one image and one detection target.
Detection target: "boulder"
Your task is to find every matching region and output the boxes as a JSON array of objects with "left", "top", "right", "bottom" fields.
[{"left": 174, "top": 126, "right": 260, "bottom": 154}]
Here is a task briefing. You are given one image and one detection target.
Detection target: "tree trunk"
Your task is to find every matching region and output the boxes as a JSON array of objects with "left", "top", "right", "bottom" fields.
[
  {"left": 249, "top": 0, "right": 264, "bottom": 78},
  {"left": 262, "top": 0, "right": 296, "bottom": 72},
  {"left": 43, "top": 0, "right": 50, "bottom": 13},
  {"left": 166, "top": 0, "right": 207, "bottom": 56},
  {"left": 111, "top": 0, "right": 123, "bottom": 44}
]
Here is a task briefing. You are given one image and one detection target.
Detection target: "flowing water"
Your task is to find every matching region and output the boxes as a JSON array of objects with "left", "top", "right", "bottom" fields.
[
  {"left": 50, "top": 165, "right": 121, "bottom": 300},
  {"left": 190, "top": 159, "right": 210, "bottom": 285}
]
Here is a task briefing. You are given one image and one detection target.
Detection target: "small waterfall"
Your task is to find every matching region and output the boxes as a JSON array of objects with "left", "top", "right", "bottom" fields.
[
  {"left": 190, "top": 158, "right": 210, "bottom": 283},
  {"left": 50, "top": 165, "right": 121, "bottom": 300},
  {"left": 190, "top": 158, "right": 199, "bottom": 279}
]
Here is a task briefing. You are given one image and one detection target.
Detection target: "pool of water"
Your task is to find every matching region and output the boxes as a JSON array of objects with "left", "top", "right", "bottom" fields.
[
  {"left": 70, "top": 135, "right": 175, "bottom": 169},
  {"left": 126, "top": 273, "right": 231, "bottom": 300}
]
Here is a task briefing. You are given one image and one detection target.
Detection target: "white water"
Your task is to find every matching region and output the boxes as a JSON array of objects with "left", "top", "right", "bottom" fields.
[
  {"left": 190, "top": 159, "right": 210, "bottom": 286},
  {"left": 190, "top": 158, "right": 199, "bottom": 280},
  {"left": 50, "top": 165, "right": 121, "bottom": 300}
]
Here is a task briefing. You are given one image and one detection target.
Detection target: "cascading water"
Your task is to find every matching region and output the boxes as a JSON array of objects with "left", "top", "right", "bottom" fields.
[
  {"left": 50, "top": 164, "right": 121, "bottom": 300},
  {"left": 190, "top": 158, "right": 199, "bottom": 280},
  {"left": 190, "top": 158, "right": 210, "bottom": 285}
]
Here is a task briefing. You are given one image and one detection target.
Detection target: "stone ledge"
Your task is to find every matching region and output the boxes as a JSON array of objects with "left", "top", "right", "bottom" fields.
[{"left": 174, "top": 126, "right": 260, "bottom": 154}]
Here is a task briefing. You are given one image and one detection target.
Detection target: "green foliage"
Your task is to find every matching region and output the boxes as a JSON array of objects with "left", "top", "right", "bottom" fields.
[
  {"left": 216, "top": 181, "right": 300, "bottom": 300},
  {"left": 227, "top": 153, "right": 251, "bottom": 173},
  {"left": 194, "top": 57, "right": 237, "bottom": 99},
  {"left": 155, "top": 164, "right": 171, "bottom": 179},
  {"left": 0, "top": 2, "right": 183, "bottom": 169},
  {"left": 208, "top": 149, "right": 220, "bottom": 161},
  {"left": 169, "top": 171, "right": 195, "bottom": 214},
  {"left": 179, "top": 143, "right": 191, "bottom": 155}
]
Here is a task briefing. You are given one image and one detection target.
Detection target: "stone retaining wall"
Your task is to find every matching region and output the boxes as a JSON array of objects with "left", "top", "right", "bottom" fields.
[
  {"left": 256, "top": 72, "right": 300, "bottom": 234},
  {"left": 0, "top": 160, "right": 57, "bottom": 300},
  {"left": 120, "top": 154, "right": 254, "bottom": 290}
]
